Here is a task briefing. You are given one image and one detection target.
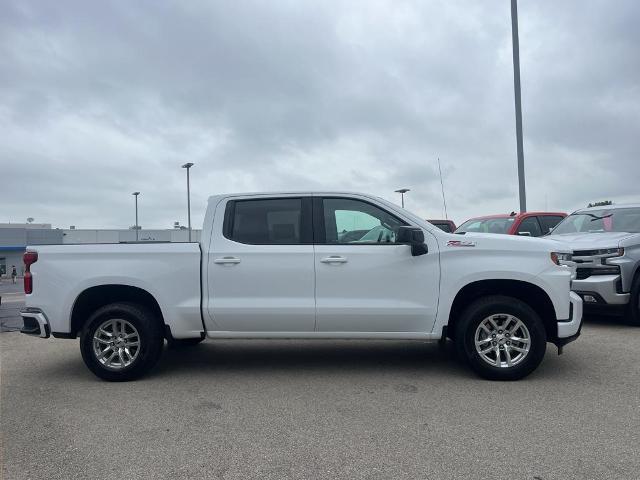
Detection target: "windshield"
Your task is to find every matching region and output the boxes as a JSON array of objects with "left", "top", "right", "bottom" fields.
[
  {"left": 552, "top": 207, "right": 640, "bottom": 234},
  {"left": 455, "top": 217, "right": 515, "bottom": 234}
]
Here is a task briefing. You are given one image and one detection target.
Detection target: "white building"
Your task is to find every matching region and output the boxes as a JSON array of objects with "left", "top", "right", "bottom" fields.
[
  {"left": 0, "top": 223, "right": 201, "bottom": 277},
  {"left": 0, "top": 224, "right": 63, "bottom": 277},
  {"left": 62, "top": 228, "right": 202, "bottom": 243}
]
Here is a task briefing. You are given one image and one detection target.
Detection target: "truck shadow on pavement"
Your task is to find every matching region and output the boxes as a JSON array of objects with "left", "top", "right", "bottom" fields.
[
  {"left": 26, "top": 330, "right": 593, "bottom": 383},
  {"left": 27, "top": 335, "right": 584, "bottom": 383},
  {"left": 583, "top": 313, "right": 635, "bottom": 328},
  {"left": 144, "top": 338, "right": 580, "bottom": 382},
  {"left": 153, "top": 340, "right": 464, "bottom": 377}
]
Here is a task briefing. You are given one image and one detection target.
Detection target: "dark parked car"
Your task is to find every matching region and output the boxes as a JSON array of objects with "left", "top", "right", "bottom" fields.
[{"left": 427, "top": 219, "right": 456, "bottom": 233}]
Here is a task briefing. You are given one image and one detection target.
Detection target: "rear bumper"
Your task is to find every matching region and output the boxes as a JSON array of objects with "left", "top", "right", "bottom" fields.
[
  {"left": 20, "top": 309, "right": 50, "bottom": 338},
  {"left": 555, "top": 291, "right": 583, "bottom": 346},
  {"left": 572, "top": 275, "right": 629, "bottom": 306}
]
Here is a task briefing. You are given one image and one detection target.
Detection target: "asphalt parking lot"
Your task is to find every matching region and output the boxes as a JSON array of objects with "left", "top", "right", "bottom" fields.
[
  {"left": 0, "top": 280, "right": 24, "bottom": 333},
  {"left": 2, "top": 283, "right": 639, "bottom": 480}
]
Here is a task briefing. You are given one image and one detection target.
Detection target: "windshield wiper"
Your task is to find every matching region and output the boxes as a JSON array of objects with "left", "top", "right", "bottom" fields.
[{"left": 588, "top": 213, "right": 613, "bottom": 222}]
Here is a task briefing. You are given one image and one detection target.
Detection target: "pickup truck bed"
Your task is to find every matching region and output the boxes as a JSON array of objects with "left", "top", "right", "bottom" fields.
[{"left": 23, "top": 243, "right": 203, "bottom": 339}]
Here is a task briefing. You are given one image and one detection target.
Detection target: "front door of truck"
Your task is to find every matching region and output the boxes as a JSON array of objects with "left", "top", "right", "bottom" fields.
[
  {"left": 313, "top": 196, "right": 440, "bottom": 333},
  {"left": 205, "top": 196, "right": 316, "bottom": 332}
]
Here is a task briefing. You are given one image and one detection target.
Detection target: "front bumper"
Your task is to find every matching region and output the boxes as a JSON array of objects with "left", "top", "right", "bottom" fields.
[
  {"left": 20, "top": 308, "right": 50, "bottom": 338},
  {"left": 555, "top": 291, "right": 583, "bottom": 347},
  {"left": 572, "top": 275, "right": 629, "bottom": 306}
]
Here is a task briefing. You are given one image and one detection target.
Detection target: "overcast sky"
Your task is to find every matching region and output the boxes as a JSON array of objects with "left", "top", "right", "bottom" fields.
[{"left": 2, "top": 0, "right": 639, "bottom": 229}]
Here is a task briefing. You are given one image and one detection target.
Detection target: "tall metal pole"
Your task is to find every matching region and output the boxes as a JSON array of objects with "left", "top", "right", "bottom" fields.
[
  {"left": 182, "top": 163, "right": 194, "bottom": 242},
  {"left": 187, "top": 168, "right": 191, "bottom": 241},
  {"left": 511, "top": 0, "right": 527, "bottom": 213},
  {"left": 132, "top": 192, "right": 140, "bottom": 241}
]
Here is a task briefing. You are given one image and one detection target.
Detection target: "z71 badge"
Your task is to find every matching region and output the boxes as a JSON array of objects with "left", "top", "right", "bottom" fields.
[{"left": 447, "top": 240, "right": 476, "bottom": 247}]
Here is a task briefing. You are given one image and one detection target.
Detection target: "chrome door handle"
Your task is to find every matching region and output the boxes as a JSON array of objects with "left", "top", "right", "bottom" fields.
[
  {"left": 320, "top": 256, "right": 348, "bottom": 264},
  {"left": 214, "top": 256, "right": 241, "bottom": 265}
]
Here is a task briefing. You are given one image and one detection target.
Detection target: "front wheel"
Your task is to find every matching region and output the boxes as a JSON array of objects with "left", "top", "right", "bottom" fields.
[
  {"left": 625, "top": 274, "right": 640, "bottom": 326},
  {"left": 455, "top": 295, "right": 547, "bottom": 381},
  {"left": 80, "top": 302, "right": 164, "bottom": 381}
]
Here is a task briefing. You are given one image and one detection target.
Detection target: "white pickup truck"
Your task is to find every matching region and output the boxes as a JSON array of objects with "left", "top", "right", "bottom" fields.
[
  {"left": 547, "top": 204, "right": 640, "bottom": 324},
  {"left": 21, "top": 192, "right": 583, "bottom": 381}
]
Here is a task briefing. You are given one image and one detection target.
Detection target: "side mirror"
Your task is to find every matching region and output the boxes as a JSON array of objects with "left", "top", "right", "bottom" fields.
[{"left": 397, "top": 226, "right": 428, "bottom": 256}]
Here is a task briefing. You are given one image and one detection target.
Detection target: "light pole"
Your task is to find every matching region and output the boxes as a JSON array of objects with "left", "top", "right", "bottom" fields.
[
  {"left": 511, "top": 0, "right": 527, "bottom": 212},
  {"left": 395, "top": 188, "right": 410, "bottom": 208},
  {"left": 437, "top": 158, "right": 449, "bottom": 219},
  {"left": 181, "top": 162, "right": 194, "bottom": 241},
  {"left": 132, "top": 192, "right": 140, "bottom": 241}
]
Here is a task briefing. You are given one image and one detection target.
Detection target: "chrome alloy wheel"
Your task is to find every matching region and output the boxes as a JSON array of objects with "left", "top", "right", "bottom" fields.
[
  {"left": 92, "top": 319, "right": 140, "bottom": 370},
  {"left": 474, "top": 314, "right": 531, "bottom": 368}
]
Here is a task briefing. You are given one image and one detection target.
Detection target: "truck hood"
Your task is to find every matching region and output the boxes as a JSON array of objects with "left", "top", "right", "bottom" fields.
[
  {"left": 453, "top": 232, "right": 570, "bottom": 253},
  {"left": 546, "top": 231, "right": 640, "bottom": 250}
]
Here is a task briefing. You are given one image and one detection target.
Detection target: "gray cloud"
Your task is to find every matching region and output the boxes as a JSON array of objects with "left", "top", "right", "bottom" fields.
[{"left": 1, "top": 0, "right": 638, "bottom": 229}]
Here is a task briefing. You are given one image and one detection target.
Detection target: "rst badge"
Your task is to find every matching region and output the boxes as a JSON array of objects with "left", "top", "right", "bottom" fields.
[{"left": 447, "top": 240, "right": 476, "bottom": 247}]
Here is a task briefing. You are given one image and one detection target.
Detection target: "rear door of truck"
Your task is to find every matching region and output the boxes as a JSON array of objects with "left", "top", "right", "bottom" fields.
[{"left": 204, "top": 195, "right": 316, "bottom": 332}]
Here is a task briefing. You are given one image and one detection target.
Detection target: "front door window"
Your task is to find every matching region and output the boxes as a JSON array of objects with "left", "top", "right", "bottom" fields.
[{"left": 321, "top": 198, "right": 405, "bottom": 244}]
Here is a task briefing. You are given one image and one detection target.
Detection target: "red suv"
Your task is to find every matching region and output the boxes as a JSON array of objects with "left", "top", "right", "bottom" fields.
[{"left": 455, "top": 212, "right": 567, "bottom": 237}]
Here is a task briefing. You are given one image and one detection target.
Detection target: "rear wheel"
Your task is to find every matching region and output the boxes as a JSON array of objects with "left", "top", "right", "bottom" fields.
[
  {"left": 455, "top": 295, "right": 547, "bottom": 381},
  {"left": 80, "top": 302, "right": 164, "bottom": 381}
]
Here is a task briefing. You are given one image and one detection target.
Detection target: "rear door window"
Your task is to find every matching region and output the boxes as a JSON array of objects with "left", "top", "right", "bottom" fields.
[
  {"left": 225, "top": 198, "right": 309, "bottom": 244},
  {"left": 539, "top": 215, "right": 565, "bottom": 234},
  {"left": 431, "top": 222, "right": 452, "bottom": 233},
  {"left": 516, "top": 216, "right": 543, "bottom": 237}
]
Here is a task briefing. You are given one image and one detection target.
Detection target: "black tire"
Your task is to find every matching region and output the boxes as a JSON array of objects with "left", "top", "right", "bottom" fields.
[
  {"left": 80, "top": 302, "right": 164, "bottom": 381},
  {"left": 167, "top": 337, "right": 205, "bottom": 348},
  {"left": 626, "top": 273, "right": 640, "bottom": 326},
  {"left": 454, "top": 295, "right": 547, "bottom": 381}
]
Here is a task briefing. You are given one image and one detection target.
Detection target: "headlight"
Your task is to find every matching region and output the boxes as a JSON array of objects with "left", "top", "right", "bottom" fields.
[
  {"left": 595, "top": 247, "right": 624, "bottom": 256},
  {"left": 603, "top": 247, "right": 624, "bottom": 267},
  {"left": 593, "top": 266, "right": 620, "bottom": 275},
  {"left": 551, "top": 252, "right": 572, "bottom": 265}
]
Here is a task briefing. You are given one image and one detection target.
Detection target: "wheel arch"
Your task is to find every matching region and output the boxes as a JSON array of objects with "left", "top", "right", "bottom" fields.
[
  {"left": 630, "top": 262, "right": 640, "bottom": 290},
  {"left": 70, "top": 284, "right": 165, "bottom": 338},
  {"left": 447, "top": 279, "right": 557, "bottom": 341}
]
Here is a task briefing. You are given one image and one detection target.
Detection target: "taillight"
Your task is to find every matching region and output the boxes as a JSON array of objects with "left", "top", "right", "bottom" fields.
[{"left": 23, "top": 251, "right": 38, "bottom": 294}]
